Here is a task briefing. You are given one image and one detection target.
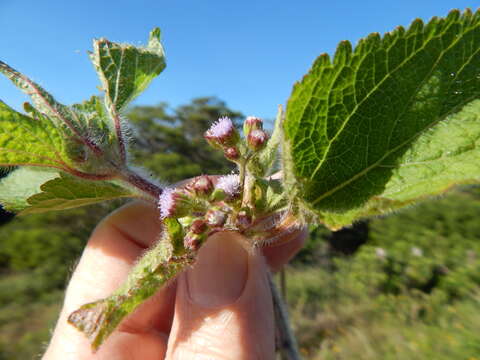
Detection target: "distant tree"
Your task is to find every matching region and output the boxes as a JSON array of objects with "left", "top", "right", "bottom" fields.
[
  {"left": 0, "top": 168, "right": 14, "bottom": 226},
  {"left": 128, "top": 96, "right": 243, "bottom": 183}
]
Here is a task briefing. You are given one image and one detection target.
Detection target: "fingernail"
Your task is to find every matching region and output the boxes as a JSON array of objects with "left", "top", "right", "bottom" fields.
[{"left": 186, "top": 232, "right": 248, "bottom": 307}]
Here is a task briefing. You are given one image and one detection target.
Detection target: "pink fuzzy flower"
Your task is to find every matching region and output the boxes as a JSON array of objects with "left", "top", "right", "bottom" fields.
[
  {"left": 158, "top": 188, "right": 176, "bottom": 219},
  {"left": 216, "top": 174, "right": 241, "bottom": 198},
  {"left": 204, "top": 116, "right": 238, "bottom": 146},
  {"left": 158, "top": 188, "right": 192, "bottom": 219}
]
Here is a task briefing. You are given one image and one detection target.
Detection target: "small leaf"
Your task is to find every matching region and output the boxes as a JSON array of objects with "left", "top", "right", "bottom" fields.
[
  {"left": 91, "top": 27, "right": 166, "bottom": 112},
  {"left": 283, "top": 9, "right": 480, "bottom": 229},
  {"left": 0, "top": 101, "right": 70, "bottom": 169},
  {"left": 20, "top": 173, "right": 138, "bottom": 215},
  {"left": 0, "top": 167, "right": 60, "bottom": 212}
]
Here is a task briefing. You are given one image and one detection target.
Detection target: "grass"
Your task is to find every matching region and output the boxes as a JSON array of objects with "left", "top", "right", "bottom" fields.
[
  {"left": 285, "top": 266, "right": 480, "bottom": 360},
  {"left": 0, "top": 287, "right": 62, "bottom": 359}
]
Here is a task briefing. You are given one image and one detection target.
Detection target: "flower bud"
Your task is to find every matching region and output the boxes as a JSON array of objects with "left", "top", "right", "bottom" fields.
[
  {"left": 204, "top": 116, "right": 239, "bottom": 147},
  {"left": 189, "top": 175, "right": 214, "bottom": 196},
  {"left": 190, "top": 219, "right": 207, "bottom": 234},
  {"left": 237, "top": 210, "right": 252, "bottom": 229},
  {"left": 158, "top": 188, "right": 194, "bottom": 219},
  {"left": 184, "top": 233, "right": 205, "bottom": 251},
  {"left": 247, "top": 129, "right": 269, "bottom": 151},
  {"left": 224, "top": 146, "right": 240, "bottom": 160},
  {"left": 205, "top": 208, "right": 227, "bottom": 227},
  {"left": 243, "top": 116, "right": 263, "bottom": 137}
]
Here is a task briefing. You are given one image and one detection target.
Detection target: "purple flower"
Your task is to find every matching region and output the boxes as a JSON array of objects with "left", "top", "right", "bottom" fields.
[
  {"left": 216, "top": 174, "right": 241, "bottom": 198},
  {"left": 158, "top": 188, "right": 176, "bottom": 219},
  {"left": 158, "top": 188, "right": 192, "bottom": 219},
  {"left": 204, "top": 117, "right": 238, "bottom": 146}
]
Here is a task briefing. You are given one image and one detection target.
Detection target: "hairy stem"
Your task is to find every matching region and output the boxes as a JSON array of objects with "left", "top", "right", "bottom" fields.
[
  {"left": 268, "top": 271, "right": 302, "bottom": 360},
  {"left": 238, "top": 158, "right": 247, "bottom": 196},
  {"left": 118, "top": 168, "right": 163, "bottom": 201}
]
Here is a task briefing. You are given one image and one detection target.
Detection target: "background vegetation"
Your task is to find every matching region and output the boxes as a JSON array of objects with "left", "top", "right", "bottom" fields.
[{"left": 0, "top": 97, "right": 479, "bottom": 359}]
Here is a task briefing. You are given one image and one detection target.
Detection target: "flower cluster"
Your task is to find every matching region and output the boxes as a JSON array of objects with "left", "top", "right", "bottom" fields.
[{"left": 158, "top": 115, "right": 274, "bottom": 253}]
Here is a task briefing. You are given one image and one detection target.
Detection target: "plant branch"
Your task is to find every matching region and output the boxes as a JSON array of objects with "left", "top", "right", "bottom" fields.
[
  {"left": 268, "top": 271, "right": 302, "bottom": 360},
  {"left": 118, "top": 168, "right": 163, "bottom": 201}
]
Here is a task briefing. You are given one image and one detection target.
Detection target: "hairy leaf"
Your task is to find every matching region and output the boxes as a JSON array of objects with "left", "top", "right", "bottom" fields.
[
  {"left": 90, "top": 27, "right": 166, "bottom": 112},
  {"left": 20, "top": 173, "right": 138, "bottom": 215},
  {"left": 0, "top": 167, "right": 60, "bottom": 212},
  {"left": 0, "top": 101, "right": 70, "bottom": 168},
  {"left": 68, "top": 218, "right": 190, "bottom": 349},
  {"left": 0, "top": 62, "right": 100, "bottom": 145},
  {"left": 0, "top": 62, "right": 121, "bottom": 168},
  {"left": 284, "top": 9, "right": 480, "bottom": 229}
]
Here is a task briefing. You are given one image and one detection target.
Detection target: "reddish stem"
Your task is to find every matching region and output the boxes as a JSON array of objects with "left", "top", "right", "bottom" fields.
[{"left": 120, "top": 170, "right": 163, "bottom": 200}]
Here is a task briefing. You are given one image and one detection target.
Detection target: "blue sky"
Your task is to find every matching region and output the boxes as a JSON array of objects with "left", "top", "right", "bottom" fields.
[{"left": 0, "top": 1, "right": 478, "bottom": 120}]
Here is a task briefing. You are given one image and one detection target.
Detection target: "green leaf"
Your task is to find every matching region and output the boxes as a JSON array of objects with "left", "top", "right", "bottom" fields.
[
  {"left": 0, "top": 62, "right": 120, "bottom": 166},
  {"left": 90, "top": 27, "right": 166, "bottom": 112},
  {"left": 0, "top": 61, "right": 88, "bottom": 136},
  {"left": 283, "top": 9, "right": 480, "bottom": 229},
  {"left": 0, "top": 167, "right": 60, "bottom": 212},
  {"left": 68, "top": 218, "right": 190, "bottom": 350},
  {"left": 0, "top": 61, "right": 65, "bottom": 124},
  {"left": 20, "top": 173, "right": 138, "bottom": 215},
  {"left": 0, "top": 101, "right": 70, "bottom": 168}
]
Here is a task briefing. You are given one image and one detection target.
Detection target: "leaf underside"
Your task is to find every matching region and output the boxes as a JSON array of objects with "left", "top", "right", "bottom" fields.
[
  {"left": 284, "top": 9, "right": 480, "bottom": 229},
  {"left": 0, "top": 167, "right": 60, "bottom": 212},
  {"left": 91, "top": 27, "right": 166, "bottom": 113},
  {"left": 20, "top": 173, "right": 137, "bottom": 215},
  {"left": 0, "top": 166, "right": 138, "bottom": 214}
]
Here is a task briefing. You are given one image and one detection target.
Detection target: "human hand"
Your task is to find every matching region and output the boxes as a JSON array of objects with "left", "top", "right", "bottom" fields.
[{"left": 43, "top": 201, "right": 306, "bottom": 359}]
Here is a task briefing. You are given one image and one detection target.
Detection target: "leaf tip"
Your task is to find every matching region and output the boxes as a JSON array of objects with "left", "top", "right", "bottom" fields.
[
  {"left": 446, "top": 8, "right": 461, "bottom": 22},
  {"left": 334, "top": 40, "right": 352, "bottom": 65},
  {"left": 313, "top": 53, "right": 331, "bottom": 69},
  {"left": 68, "top": 299, "right": 109, "bottom": 351},
  {"left": 150, "top": 27, "right": 162, "bottom": 42}
]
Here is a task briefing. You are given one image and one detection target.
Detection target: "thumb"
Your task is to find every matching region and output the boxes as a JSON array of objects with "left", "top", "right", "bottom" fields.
[{"left": 166, "top": 232, "right": 275, "bottom": 360}]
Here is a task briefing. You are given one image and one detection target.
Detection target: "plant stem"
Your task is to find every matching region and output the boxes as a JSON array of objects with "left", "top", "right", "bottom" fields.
[
  {"left": 238, "top": 158, "right": 247, "bottom": 195},
  {"left": 119, "top": 168, "right": 163, "bottom": 201},
  {"left": 268, "top": 271, "right": 302, "bottom": 360}
]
